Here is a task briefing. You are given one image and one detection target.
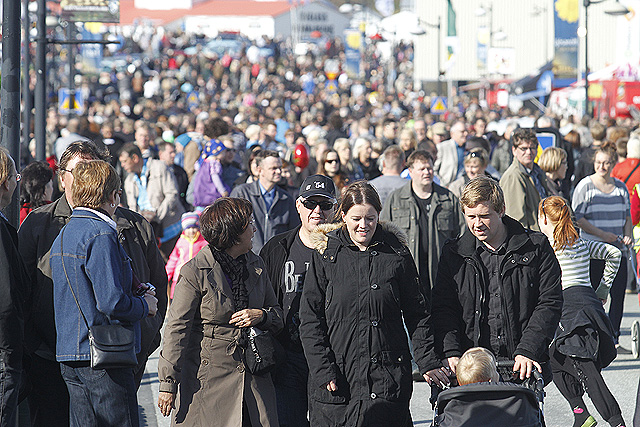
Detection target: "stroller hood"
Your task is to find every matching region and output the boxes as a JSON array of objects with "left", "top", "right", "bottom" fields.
[{"left": 434, "top": 382, "right": 542, "bottom": 427}]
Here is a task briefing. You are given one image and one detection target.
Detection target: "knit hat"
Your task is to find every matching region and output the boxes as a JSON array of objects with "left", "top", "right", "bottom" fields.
[
  {"left": 181, "top": 211, "right": 200, "bottom": 230},
  {"left": 200, "top": 138, "right": 226, "bottom": 160}
]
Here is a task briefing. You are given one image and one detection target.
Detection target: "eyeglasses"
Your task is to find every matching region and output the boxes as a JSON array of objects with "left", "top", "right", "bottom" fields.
[
  {"left": 325, "top": 159, "right": 339, "bottom": 164},
  {"left": 594, "top": 161, "right": 613, "bottom": 167},
  {"left": 516, "top": 145, "right": 537, "bottom": 153},
  {"left": 302, "top": 199, "right": 335, "bottom": 211},
  {"left": 60, "top": 167, "right": 74, "bottom": 174}
]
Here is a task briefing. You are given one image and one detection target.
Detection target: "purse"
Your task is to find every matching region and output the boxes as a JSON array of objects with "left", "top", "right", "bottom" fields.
[
  {"left": 242, "top": 327, "right": 279, "bottom": 376},
  {"left": 59, "top": 226, "right": 138, "bottom": 370}
]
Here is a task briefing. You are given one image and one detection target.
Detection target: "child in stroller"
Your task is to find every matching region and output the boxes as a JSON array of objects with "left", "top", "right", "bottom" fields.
[{"left": 432, "top": 348, "right": 545, "bottom": 427}]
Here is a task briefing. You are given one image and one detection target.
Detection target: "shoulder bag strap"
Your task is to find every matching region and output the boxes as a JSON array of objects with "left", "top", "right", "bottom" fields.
[
  {"left": 59, "top": 226, "right": 91, "bottom": 330},
  {"left": 624, "top": 161, "right": 640, "bottom": 184}
]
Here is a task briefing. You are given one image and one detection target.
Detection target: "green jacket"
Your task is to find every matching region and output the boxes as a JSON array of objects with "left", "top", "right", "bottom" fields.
[{"left": 380, "top": 182, "right": 465, "bottom": 289}]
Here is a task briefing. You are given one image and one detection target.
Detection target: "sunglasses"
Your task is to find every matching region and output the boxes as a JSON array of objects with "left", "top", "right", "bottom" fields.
[
  {"left": 325, "top": 159, "right": 339, "bottom": 164},
  {"left": 302, "top": 199, "right": 335, "bottom": 211}
]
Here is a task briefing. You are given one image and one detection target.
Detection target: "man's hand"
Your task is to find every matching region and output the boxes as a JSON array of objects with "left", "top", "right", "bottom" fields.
[
  {"left": 446, "top": 356, "right": 460, "bottom": 373},
  {"left": 513, "top": 355, "right": 542, "bottom": 381},
  {"left": 326, "top": 380, "right": 337, "bottom": 391},
  {"left": 423, "top": 366, "right": 453, "bottom": 388}
]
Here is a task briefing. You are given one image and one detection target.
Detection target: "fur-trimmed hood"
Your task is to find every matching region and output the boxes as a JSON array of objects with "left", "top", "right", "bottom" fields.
[{"left": 309, "top": 221, "right": 409, "bottom": 254}]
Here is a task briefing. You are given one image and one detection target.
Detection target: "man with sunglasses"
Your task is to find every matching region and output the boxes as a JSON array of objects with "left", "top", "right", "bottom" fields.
[
  {"left": 500, "top": 128, "right": 552, "bottom": 231},
  {"left": 260, "top": 174, "right": 337, "bottom": 427}
]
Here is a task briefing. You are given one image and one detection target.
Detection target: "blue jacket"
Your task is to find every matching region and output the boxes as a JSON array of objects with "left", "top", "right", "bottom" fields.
[{"left": 50, "top": 209, "right": 149, "bottom": 362}]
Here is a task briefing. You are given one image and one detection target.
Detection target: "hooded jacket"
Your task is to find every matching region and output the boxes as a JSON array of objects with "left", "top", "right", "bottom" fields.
[
  {"left": 432, "top": 216, "right": 563, "bottom": 364},
  {"left": 299, "top": 222, "right": 440, "bottom": 410}
]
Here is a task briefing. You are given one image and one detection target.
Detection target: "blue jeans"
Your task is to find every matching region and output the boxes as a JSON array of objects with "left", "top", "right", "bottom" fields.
[
  {"left": 273, "top": 349, "right": 309, "bottom": 427},
  {"left": 60, "top": 363, "right": 138, "bottom": 427},
  {"left": 0, "top": 350, "right": 21, "bottom": 427}
]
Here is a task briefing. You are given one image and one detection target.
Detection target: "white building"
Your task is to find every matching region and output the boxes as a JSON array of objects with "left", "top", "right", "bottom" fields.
[
  {"left": 414, "top": 0, "right": 640, "bottom": 86},
  {"left": 120, "top": 0, "right": 348, "bottom": 41}
]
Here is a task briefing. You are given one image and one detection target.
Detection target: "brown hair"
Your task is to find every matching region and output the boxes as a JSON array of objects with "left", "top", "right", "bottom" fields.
[
  {"left": 58, "top": 140, "right": 109, "bottom": 171},
  {"left": 464, "top": 148, "right": 489, "bottom": 168},
  {"left": 538, "top": 196, "right": 578, "bottom": 251},
  {"left": 317, "top": 149, "right": 350, "bottom": 192},
  {"left": 406, "top": 150, "right": 434, "bottom": 169},
  {"left": 595, "top": 143, "right": 618, "bottom": 165},
  {"left": 564, "top": 130, "right": 581, "bottom": 150},
  {"left": 511, "top": 128, "right": 539, "bottom": 149},
  {"left": 200, "top": 197, "right": 253, "bottom": 250},
  {"left": 456, "top": 347, "right": 498, "bottom": 386},
  {"left": 460, "top": 176, "right": 505, "bottom": 214},
  {"left": 71, "top": 160, "right": 121, "bottom": 209},
  {"left": 0, "top": 147, "right": 13, "bottom": 186},
  {"left": 335, "top": 180, "right": 382, "bottom": 222}
]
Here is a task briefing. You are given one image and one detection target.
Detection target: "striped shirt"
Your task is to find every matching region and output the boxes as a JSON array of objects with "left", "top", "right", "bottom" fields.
[
  {"left": 553, "top": 238, "right": 621, "bottom": 300},
  {"left": 572, "top": 177, "right": 630, "bottom": 241}
]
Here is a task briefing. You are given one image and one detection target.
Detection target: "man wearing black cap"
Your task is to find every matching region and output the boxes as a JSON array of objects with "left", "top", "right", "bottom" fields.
[{"left": 260, "top": 175, "right": 337, "bottom": 427}]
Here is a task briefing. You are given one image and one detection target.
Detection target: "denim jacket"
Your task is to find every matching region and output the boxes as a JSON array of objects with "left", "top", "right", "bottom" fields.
[{"left": 50, "top": 209, "right": 149, "bottom": 362}]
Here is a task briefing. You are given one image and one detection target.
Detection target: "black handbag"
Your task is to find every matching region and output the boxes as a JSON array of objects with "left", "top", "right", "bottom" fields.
[
  {"left": 242, "top": 327, "right": 279, "bottom": 376},
  {"left": 60, "top": 226, "right": 138, "bottom": 370}
]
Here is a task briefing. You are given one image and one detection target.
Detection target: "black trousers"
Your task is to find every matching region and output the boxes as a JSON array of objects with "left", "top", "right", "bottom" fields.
[
  {"left": 550, "top": 350, "right": 624, "bottom": 426},
  {"left": 590, "top": 258, "right": 627, "bottom": 342}
]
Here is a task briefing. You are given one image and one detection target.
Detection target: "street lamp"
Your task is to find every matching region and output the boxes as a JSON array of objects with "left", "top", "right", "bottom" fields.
[
  {"left": 411, "top": 16, "right": 442, "bottom": 95},
  {"left": 583, "top": 0, "right": 630, "bottom": 116}
]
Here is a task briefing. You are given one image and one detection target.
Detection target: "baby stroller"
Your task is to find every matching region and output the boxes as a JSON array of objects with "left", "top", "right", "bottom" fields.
[{"left": 431, "top": 360, "right": 545, "bottom": 427}]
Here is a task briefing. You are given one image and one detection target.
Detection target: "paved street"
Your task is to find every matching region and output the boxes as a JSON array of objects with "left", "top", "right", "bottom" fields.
[{"left": 138, "top": 292, "right": 640, "bottom": 427}]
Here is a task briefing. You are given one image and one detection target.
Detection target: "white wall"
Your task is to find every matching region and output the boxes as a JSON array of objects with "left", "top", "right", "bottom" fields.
[{"left": 274, "top": 2, "right": 349, "bottom": 40}]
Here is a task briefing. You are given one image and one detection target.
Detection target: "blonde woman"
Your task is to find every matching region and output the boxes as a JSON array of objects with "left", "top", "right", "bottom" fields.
[{"left": 538, "top": 147, "right": 569, "bottom": 199}]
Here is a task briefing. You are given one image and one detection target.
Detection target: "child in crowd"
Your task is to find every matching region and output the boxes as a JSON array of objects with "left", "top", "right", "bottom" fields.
[
  {"left": 456, "top": 347, "right": 500, "bottom": 386},
  {"left": 192, "top": 138, "right": 229, "bottom": 208},
  {"left": 165, "top": 211, "right": 208, "bottom": 303}
]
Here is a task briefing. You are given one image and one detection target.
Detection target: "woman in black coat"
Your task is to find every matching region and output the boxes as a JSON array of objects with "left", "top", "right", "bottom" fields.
[{"left": 299, "top": 181, "right": 448, "bottom": 427}]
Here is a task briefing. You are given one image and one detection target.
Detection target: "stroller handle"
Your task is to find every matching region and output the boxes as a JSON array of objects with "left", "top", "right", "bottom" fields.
[{"left": 496, "top": 359, "right": 544, "bottom": 383}]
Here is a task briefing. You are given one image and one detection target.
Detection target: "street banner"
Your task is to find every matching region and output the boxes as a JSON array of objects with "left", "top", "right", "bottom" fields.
[
  {"left": 60, "top": 0, "right": 120, "bottom": 23},
  {"left": 553, "top": 0, "right": 579, "bottom": 79},
  {"left": 344, "top": 29, "right": 361, "bottom": 79},
  {"left": 445, "top": 0, "right": 458, "bottom": 70},
  {"left": 80, "top": 23, "right": 103, "bottom": 72}
]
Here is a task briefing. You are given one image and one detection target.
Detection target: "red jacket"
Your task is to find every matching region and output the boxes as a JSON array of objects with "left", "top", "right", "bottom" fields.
[{"left": 612, "top": 158, "right": 640, "bottom": 193}]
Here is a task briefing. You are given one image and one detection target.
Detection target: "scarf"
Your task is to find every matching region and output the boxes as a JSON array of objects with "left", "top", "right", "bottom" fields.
[{"left": 210, "top": 246, "right": 249, "bottom": 312}]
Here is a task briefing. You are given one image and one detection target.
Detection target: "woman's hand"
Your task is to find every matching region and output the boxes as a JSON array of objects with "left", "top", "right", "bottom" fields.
[
  {"left": 157, "top": 391, "right": 175, "bottom": 417},
  {"left": 621, "top": 235, "right": 633, "bottom": 246},
  {"left": 230, "top": 309, "right": 265, "bottom": 328}
]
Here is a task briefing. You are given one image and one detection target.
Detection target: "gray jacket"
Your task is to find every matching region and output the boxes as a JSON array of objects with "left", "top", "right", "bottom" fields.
[
  {"left": 381, "top": 182, "right": 465, "bottom": 289},
  {"left": 230, "top": 181, "right": 300, "bottom": 253},
  {"left": 122, "top": 158, "right": 185, "bottom": 230}
]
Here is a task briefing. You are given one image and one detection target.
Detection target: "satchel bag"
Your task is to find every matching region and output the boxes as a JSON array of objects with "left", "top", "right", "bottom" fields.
[
  {"left": 242, "top": 327, "right": 278, "bottom": 376},
  {"left": 60, "top": 225, "right": 138, "bottom": 370}
]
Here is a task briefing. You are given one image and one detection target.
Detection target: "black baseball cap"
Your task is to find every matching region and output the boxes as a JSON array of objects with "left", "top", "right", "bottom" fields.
[{"left": 299, "top": 175, "right": 337, "bottom": 201}]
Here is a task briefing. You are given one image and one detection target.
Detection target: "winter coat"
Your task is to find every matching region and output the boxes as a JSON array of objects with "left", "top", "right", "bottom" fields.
[
  {"left": 299, "top": 222, "right": 440, "bottom": 426},
  {"left": 18, "top": 196, "right": 168, "bottom": 363},
  {"left": 432, "top": 216, "right": 563, "bottom": 364},
  {"left": 165, "top": 231, "right": 208, "bottom": 298},
  {"left": 158, "top": 247, "right": 284, "bottom": 427},
  {"left": 380, "top": 182, "right": 465, "bottom": 289}
]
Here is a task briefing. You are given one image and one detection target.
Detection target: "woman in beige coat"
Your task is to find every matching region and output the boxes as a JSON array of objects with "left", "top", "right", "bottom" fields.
[{"left": 157, "top": 197, "right": 284, "bottom": 426}]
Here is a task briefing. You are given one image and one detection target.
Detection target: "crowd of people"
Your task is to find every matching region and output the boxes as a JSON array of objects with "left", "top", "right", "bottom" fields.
[{"left": 2, "top": 26, "right": 640, "bottom": 427}]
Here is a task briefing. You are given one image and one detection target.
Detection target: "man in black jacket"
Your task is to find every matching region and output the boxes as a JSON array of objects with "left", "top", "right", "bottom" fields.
[
  {"left": 0, "top": 148, "right": 29, "bottom": 427},
  {"left": 432, "top": 176, "right": 562, "bottom": 384},
  {"left": 260, "top": 174, "right": 337, "bottom": 427},
  {"left": 18, "top": 141, "right": 168, "bottom": 427}
]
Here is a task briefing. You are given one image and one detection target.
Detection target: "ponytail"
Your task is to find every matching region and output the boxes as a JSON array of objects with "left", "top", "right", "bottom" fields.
[{"left": 539, "top": 196, "right": 579, "bottom": 251}]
